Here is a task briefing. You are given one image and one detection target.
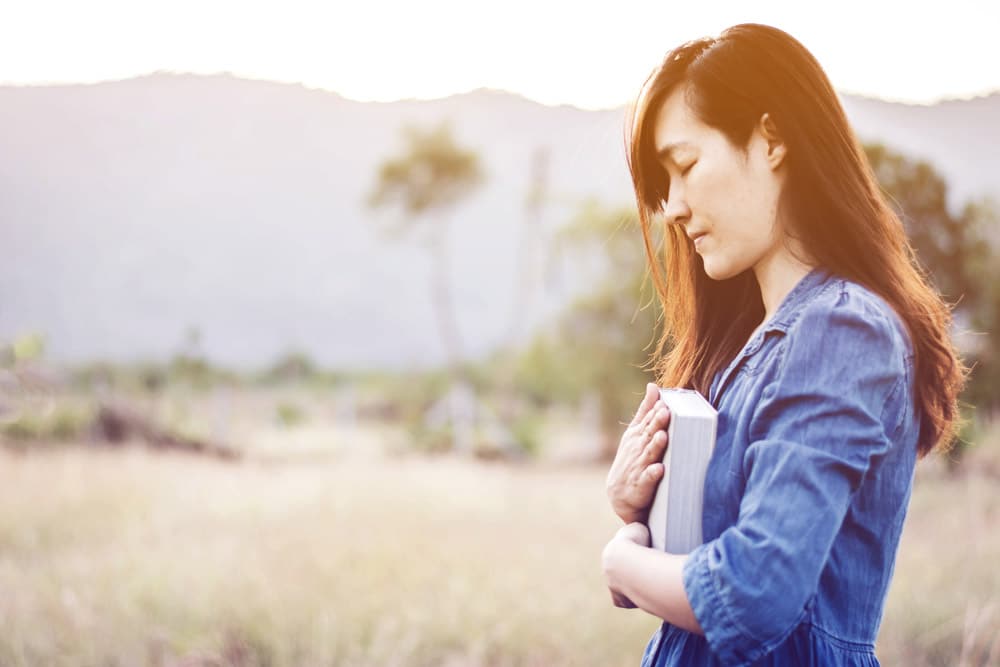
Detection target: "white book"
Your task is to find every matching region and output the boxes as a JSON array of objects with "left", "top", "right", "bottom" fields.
[{"left": 646, "top": 387, "right": 718, "bottom": 554}]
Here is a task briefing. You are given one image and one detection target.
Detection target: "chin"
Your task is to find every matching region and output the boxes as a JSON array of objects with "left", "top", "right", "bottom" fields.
[{"left": 700, "top": 257, "right": 740, "bottom": 281}]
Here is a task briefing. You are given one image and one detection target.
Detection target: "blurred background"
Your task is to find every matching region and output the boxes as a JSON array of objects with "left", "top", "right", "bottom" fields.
[{"left": 1, "top": 1, "right": 998, "bottom": 665}]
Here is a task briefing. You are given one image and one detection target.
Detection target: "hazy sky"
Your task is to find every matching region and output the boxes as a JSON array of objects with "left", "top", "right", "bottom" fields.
[{"left": 3, "top": 0, "right": 998, "bottom": 110}]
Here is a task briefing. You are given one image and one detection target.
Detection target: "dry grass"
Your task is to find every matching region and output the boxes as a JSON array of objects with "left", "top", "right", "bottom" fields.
[
  {"left": 0, "top": 444, "right": 655, "bottom": 666},
  {"left": 880, "top": 434, "right": 1000, "bottom": 667},
  {"left": 0, "top": 421, "right": 998, "bottom": 666}
]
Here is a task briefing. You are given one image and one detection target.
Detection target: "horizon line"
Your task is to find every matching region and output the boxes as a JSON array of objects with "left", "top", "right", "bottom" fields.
[{"left": 1, "top": 70, "right": 999, "bottom": 111}]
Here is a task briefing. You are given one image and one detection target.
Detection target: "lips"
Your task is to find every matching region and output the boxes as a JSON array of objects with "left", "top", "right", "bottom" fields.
[{"left": 688, "top": 231, "right": 707, "bottom": 242}]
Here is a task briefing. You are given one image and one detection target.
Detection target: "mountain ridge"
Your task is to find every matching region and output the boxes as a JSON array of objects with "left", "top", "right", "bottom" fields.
[{"left": 2, "top": 74, "right": 996, "bottom": 369}]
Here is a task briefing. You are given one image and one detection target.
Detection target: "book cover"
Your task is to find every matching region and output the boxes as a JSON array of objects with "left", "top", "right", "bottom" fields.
[{"left": 646, "top": 387, "right": 718, "bottom": 554}]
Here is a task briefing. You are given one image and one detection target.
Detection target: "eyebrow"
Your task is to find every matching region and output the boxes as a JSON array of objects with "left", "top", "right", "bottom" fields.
[{"left": 655, "top": 141, "right": 694, "bottom": 162}]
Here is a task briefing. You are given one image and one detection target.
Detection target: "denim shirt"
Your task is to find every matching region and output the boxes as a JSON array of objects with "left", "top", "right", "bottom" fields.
[{"left": 641, "top": 266, "right": 919, "bottom": 667}]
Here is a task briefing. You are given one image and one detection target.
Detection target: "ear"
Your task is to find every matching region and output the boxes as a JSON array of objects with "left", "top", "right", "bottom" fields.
[{"left": 758, "top": 112, "right": 787, "bottom": 170}]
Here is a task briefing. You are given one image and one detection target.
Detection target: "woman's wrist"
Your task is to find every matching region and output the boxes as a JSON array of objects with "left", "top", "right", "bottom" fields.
[
  {"left": 602, "top": 535, "right": 627, "bottom": 590},
  {"left": 602, "top": 526, "right": 647, "bottom": 584},
  {"left": 615, "top": 507, "right": 647, "bottom": 525}
]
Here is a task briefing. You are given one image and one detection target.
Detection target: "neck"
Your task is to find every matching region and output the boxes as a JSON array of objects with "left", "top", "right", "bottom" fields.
[{"left": 752, "top": 244, "right": 817, "bottom": 322}]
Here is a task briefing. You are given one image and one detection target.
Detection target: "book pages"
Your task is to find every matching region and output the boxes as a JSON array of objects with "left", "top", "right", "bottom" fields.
[{"left": 646, "top": 387, "right": 718, "bottom": 554}]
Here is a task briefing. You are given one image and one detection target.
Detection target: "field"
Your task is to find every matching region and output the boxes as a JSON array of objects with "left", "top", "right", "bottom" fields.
[{"left": 1, "top": 416, "right": 999, "bottom": 666}]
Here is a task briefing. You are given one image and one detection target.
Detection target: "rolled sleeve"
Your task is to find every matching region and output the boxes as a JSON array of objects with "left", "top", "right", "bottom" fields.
[{"left": 681, "top": 291, "right": 908, "bottom": 665}]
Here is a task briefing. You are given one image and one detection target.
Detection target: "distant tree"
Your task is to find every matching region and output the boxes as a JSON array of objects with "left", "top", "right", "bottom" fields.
[
  {"left": 263, "top": 351, "right": 317, "bottom": 384},
  {"left": 366, "top": 120, "right": 486, "bottom": 452},
  {"left": 865, "top": 143, "right": 994, "bottom": 310},
  {"left": 493, "top": 146, "right": 551, "bottom": 439},
  {"left": 10, "top": 333, "right": 46, "bottom": 363},
  {"left": 505, "top": 146, "right": 550, "bottom": 346},
  {"left": 168, "top": 325, "right": 215, "bottom": 389},
  {"left": 517, "top": 199, "right": 659, "bottom": 460},
  {"left": 366, "top": 120, "right": 485, "bottom": 371},
  {"left": 865, "top": 143, "right": 1000, "bottom": 423}
]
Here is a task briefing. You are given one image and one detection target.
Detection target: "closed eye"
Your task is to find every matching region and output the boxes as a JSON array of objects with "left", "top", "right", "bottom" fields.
[{"left": 681, "top": 161, "right": 696, "bottom": 176}]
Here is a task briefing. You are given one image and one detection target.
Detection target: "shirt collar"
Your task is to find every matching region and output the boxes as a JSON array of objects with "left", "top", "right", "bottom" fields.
[
  {"left": 740, "top": 265, "right": 837, "bottom": 358},
  {"left": 711, "top": 265, "right": 838, "bottom": 407},
  {"left": 765, "top": 265, "right": 838, "bottom": 334}
]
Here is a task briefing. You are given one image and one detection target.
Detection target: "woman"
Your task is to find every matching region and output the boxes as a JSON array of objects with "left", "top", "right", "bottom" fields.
[{"left": 601, "top": 23, "right": 967, "bottom": 667}]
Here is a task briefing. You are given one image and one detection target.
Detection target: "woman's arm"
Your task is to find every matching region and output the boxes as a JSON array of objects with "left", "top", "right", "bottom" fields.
[
  {"left": 677, "top": 297, "right": 909, "bottom": 664},
  {"left": 602, "top": 525, "right": 704, "bottom": 634}
]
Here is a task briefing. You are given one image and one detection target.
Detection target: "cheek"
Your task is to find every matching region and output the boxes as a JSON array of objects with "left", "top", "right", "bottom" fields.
[
  {"left": 711, "top": 175, "right": 770, "bottom": 236},
  {"left": 693, "top": 161, "right": 743, "bottom": 207}
]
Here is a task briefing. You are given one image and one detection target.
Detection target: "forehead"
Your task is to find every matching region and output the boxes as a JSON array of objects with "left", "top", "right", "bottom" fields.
[{"left": 651, "top": 87, "right": 707, "bottom": 160}]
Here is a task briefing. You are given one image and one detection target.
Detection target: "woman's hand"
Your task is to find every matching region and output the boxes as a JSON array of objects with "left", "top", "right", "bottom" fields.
[
  {"left": 603, "top": 522, "right": 653, "bottom": 608},
  {"left": 606, "top": 383, "right": 671, "bottom": 525},
  {"left": 614, "top": 521, "right": 652, "bottom": 547}
]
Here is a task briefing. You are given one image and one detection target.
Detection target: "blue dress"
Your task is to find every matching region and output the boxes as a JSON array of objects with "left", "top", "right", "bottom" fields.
[{"left": 641, "top": 266, "right": 920, "bottom": 667}]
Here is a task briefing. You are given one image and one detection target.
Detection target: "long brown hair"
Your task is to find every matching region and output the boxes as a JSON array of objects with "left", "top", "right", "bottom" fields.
[{"left": 624, "top": 23, "right": 968, "bottom": 457}]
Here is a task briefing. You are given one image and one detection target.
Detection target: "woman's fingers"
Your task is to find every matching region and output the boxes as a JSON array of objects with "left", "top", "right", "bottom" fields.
[
  {"left": 638, "top": 394, "right": 667, "bottom": 432},
  {"left": 630, "top": 383, "right": 660, "bottom": 426},
  {"left": 645, "top": 429, "right": 668, "bottom": 462},
  {"left": 621, "top": 402, "right": 669, "bottom": 479},
  {"left": 631, "top": 422, "right": 669, "bottom": 490},
  {"left": 641, "top": 403, "right": 670, "bottom": 442},
  {"left": 635, "top": 402, "right": 658, "bottom": 438},
  {"left": 608, "top": 384, "right": 671, "bottom": 523}
]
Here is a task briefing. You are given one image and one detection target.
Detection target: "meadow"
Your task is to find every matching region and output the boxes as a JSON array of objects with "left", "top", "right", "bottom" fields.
[{"left": 1, "top": 407, "right": 998, "bottom": 666}]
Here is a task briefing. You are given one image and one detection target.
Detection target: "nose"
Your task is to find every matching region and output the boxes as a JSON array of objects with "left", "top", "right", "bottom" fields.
[{"left": 661, "top": 193, "right": 691, "bottom": 227}]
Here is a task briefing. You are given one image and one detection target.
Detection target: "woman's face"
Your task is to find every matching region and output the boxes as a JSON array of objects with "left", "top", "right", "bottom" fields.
[{"left": 651, "top": 85, "right": 788, "bottom": 281}]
